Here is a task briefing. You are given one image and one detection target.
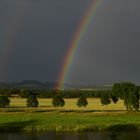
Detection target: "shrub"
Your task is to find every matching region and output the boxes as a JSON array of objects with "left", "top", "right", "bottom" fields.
[
  {"left": 27, "top": 95, "right": 39, "bottom": 107},
  {"left": 0, "top": 95, "right": 10, "bottom": 108},
  {"left": 77, "top": 95, "right": 88, "bottom": 108},
  {"left": 52, "top": 95, "right": 65, "bottom": 108},
  {"left": 100, "top": 95, "right": 111, "bottom": 106}
]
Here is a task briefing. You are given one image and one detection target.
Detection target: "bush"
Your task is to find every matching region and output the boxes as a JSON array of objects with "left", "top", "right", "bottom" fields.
[
  {"left": 77, "top": 95, "right": 88, "bottom": 108},
  {"left": 52, "top": 95, "right": 65, "bottom": 108},
  {"left": 27, "top": 95, "right": 39, "bottom": 107},
  {"left": 0, "top": 95, "right": 10, "bottom": 108},
  {"left": 100, "top": 95, "right": 111, "bottom": 106}
]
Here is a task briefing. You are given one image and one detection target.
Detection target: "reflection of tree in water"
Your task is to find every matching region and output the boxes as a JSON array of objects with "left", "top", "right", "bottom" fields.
[
  {"left": 121, "top": 131, "right": 140, "bottom": 140},
  {"left": 109, "top": 131, "right": 140, "bottom": 140}
]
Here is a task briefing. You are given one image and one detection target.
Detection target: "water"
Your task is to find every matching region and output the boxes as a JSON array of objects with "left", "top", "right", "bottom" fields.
[{"left": 0, "top": 131, "right": 139, "bottom": 140}]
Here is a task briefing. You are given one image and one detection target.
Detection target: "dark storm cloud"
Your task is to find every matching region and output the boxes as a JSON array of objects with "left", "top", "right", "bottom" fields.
[
  {"left": 0, "top": 0, "right": 140, "bottom": 85},
  {"left": 68, "top": 0, "right": 140, "bottom": 85},
  {"left": 0, "top": 0, "right": 91, "bottom": 82}
]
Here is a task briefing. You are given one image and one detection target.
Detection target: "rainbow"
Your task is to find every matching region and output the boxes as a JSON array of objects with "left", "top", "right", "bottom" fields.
[{"left": 56, "top": 0, "right": 101, "bottom": 90}]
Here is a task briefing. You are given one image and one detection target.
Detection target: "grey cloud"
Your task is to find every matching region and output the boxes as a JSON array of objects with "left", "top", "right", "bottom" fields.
[{"left": 0, "top": 0, "right": 140, "bottom": 85}]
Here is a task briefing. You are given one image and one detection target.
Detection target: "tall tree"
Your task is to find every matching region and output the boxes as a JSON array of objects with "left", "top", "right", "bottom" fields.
[{"left": 112, "top": 82, "right": 139, "bottom": 110}]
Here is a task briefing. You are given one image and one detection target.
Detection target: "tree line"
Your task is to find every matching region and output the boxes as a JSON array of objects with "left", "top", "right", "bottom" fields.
[
  {"left": 0, "top": 88, "right": 112, "bottom": 98},
  {"left": 0, "top": 82, "right": 139, "bottom": 111}
]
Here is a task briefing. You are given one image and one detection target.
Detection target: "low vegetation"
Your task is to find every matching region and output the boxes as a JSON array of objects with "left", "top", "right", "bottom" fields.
[
  {"left": 0, "top": 95, "right": 10, "bottom": 108},
  {"left": 0, "top": 112, "right": 139, "bottom": 132}
]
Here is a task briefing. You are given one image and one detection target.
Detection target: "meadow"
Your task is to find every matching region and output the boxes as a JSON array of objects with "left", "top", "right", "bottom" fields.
[
  {"left": 0, "top": 97, "right": 140, "bottom": 132},
  {"left": 8, "top": 98, "right": 126, "bottom": 111}
]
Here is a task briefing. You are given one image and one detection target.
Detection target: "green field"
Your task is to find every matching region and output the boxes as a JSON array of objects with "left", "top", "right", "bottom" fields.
[
  {"left": 0, "top": 98, "right": 139, "bottom": 132},
  {"left": 0, "top": 111, "right": 139, "bottom": 132}
]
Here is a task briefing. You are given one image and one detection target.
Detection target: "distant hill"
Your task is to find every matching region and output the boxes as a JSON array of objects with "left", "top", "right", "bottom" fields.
[
  {"left": 0, "top": 80, "right": 112, "bottom": 90},
  {"left": 0, "top": 81, "right": 71, "bottom": 89}
]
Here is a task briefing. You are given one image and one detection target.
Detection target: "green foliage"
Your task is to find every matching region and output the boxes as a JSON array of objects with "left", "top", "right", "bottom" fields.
[
  {"left": 112, "top": 83, "right": 122, "bottom": 99},
  {"left": 0, "top": 88, "right": 19, "bottom": 97},
  {"left": 27, "top": 95, "right": 39, "bottom": 107},
  {"left": 0, "top": 88, "right": 113, "bottom": 98},
  {"left": 52, "top": 95, "right": 65, "bottom": 108},
  {"left": 37, "top": 90, "right": 52, "bottom": 98},
  {"left": 35, "top": 89, "right": 113, "bottom": 98},
  {"left": 112, "top": 82, "right": 140, "bottom": 110},
  {"left": 111, "top": 95, "right": 119, "bottom": 104},
  {"left": 0, "top": 95, "right": 10, "bottom": 108},
  {"left": 76, "top": 95, "right": 88, "bottom": 108},
  {"left": 100, "top": 95, "right": 111, "bottom": 106},
  {"left": 60, "top": 90, "right": 112, "bottom": 98},
  {"left": 133, "top": 100, "right": 139, "bottom": 111}
]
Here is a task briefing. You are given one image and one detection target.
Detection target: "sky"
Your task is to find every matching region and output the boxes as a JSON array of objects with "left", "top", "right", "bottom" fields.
[{"left": 0, "top": 0, "right": 140, "bottom": 85}]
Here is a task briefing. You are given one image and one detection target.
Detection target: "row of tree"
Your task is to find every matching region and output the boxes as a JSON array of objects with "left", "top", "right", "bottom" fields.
[
  {"left": 0, "top": 82, "right": 139, "bottom": 110},
  {"left": 0, "top": 94, "right": 113, "bottom": 108}
]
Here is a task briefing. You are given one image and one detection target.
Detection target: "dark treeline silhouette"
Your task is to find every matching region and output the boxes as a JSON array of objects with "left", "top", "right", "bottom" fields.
[{"left": 0, "top": 88, "right": 112, "bottom": 98}]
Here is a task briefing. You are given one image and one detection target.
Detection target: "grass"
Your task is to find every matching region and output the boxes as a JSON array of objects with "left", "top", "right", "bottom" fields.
[
  {"left": 0, "top": 98, "right": 139, "bottom": 132},
  {"left": 0, "top": 111, "right": 139, "bottom": 132}
]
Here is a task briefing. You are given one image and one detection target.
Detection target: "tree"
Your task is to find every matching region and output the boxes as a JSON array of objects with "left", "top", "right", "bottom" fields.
[
  {"left": 0, "top": 95, "right": 10, "bottom": 108},
  {"left": 52, "top": 95, "right": 65, "bottom": 108},
  {"left": 76, "top": 95, "right": 88, "bottom": 108},
  {"left": 112, "top": 83, "right": 122, "bottom": 99},
  {"left": 112, "top": 82, "right": 140, "bottom": 110},
  {"left": 133, "top": 100, "right": 139, "bottom": 111},
  {"left": 27, "top": 94, "right": 39, "bottom": 107},
  {"left": 100, "top": 94, "right": 111, "bottom": 106}
]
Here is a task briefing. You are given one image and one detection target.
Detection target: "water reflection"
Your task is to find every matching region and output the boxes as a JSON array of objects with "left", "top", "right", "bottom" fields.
[{"left": 0, "top": 131, "right": 139, "bottom": 140}]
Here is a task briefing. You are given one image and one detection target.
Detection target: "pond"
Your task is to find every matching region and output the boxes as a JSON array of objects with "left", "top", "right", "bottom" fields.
[{"left": 0, "top": 131, "right": 139, "bottom": 140}]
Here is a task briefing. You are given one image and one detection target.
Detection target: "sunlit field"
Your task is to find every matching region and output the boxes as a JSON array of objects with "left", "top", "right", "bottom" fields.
[
  {"left": 8, "top": 98, "right": 126, "bottom": 112},
  {"left": 0, "top": 97, "right": 139, "bottom": 132}
]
